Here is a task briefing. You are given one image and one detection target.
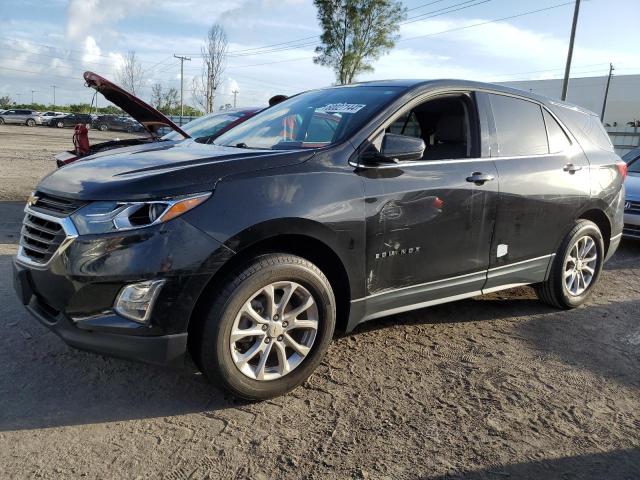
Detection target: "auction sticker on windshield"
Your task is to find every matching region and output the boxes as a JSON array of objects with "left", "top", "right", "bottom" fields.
[{"left": 317, "top": 103, "right": 366, "bottom": 114}]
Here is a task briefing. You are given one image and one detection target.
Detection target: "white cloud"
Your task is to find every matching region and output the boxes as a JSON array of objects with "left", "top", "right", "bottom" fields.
[{"left": 66, "top": 0, "right": 153, "bottom": 40}]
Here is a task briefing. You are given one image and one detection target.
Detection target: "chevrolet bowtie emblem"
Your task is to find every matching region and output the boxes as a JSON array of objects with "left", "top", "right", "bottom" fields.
[
  {"left": 625, "top": 201, "right": 631, "bottom": 210},
  {"left": 26, "top": 193, "right": 39, "bottom": 208}
]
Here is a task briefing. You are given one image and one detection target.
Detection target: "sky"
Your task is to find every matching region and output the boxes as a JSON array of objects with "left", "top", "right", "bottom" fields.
[{"left": 0, "top": 0, "right": 639, "bottom": 110}]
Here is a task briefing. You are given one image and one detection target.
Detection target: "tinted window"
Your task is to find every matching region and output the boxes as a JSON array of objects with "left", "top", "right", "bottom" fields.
[
  {"left": 629, "top": 157, "right": 640, "bottom": 173},
  {"left": 543, "top": 109, "right": 571, "bottom": 153},
  {"left": 388, "top": 111, "right": 422, "bottom": 138},
  {"left": 489, "top": 94, "right": 548, "bottom": 156},
  {"left": 551, "top": 104, "right": 614, "bottom": 152}
]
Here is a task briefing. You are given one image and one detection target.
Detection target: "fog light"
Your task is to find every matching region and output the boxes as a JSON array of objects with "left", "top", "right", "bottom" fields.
[{"left": 114, "top": 280, "right": 165, "bottom": 324}]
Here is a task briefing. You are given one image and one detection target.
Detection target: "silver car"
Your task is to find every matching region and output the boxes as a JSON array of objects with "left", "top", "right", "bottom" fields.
[
  {"left": 623, "top": 147, "right": 640, "bottom": 239},
  {"left": 0, "top": 109, "right": 42, "bottom": 126}
]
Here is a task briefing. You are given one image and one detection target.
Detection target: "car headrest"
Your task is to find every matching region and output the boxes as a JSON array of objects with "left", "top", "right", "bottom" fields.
[{"left": 436, "top": 115, "right": 465, "bottom": 143}]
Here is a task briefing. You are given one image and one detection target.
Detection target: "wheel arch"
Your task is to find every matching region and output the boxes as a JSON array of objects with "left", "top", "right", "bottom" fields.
[
  {"left": 187, "top": 225, "right": 354, "bottom": 360},
  {"left": 578, "top": 208, "right": 611, "bottom": 255}
]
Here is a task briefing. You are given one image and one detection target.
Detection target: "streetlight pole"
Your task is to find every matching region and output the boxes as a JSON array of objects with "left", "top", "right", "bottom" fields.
[
  {"left": 51, "top": 85, "right": 57, "bottom": 108},
  {"left": 173, "top": 54, "right": 191, "bottom": 122},
  {"left": 600, "top": 63, "right": 614, "bottom": 121},
  {"left": 232, "top": 89, "right": 239, "bottom": 108},
  {"left": 561, "top": 0, "right": 581, "bottom": 101},
  {"left": 31, "top": 90, "right": 37, "bottom": 105}
]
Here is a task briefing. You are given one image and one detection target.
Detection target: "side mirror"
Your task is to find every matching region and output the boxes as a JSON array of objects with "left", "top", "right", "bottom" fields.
[{"left": 361, "top": 133, "right": 425, "bottom": 165}]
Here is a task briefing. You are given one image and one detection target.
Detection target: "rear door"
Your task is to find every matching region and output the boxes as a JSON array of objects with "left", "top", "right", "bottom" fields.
[{"left": 482, "top": 92, "right": 590, "bottom": 290}]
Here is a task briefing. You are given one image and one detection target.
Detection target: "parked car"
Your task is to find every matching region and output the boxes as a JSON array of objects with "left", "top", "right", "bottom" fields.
[
  {"left": 93, "top": 115, "right": 144, "bottom": 133},
  {"left": 40, "top": 111, "right": 66, "bottom": 121},
  {"left": 162, "top": 108, "right": 261, "bottom": 143},
  {"left": 622, "top": 147, "right": 640, "bottom": 239},
  {"left": 13, "top": 78, "right": 626, "bottom": 400},
  {"left": 0, "top": 109, "right": 42, "bottom": 126},
  {"left": 47, "top": 113, "right": 92, "bottom": 128}
]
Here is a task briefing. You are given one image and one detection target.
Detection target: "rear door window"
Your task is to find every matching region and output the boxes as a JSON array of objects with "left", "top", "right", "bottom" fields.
[{"left": 489, "top": 94, "right": 548, "bottom": 156}]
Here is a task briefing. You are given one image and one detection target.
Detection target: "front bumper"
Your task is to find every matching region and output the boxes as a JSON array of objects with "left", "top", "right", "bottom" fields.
[{"left": 14, "top": 212, "right": 233, "bottom": 366}]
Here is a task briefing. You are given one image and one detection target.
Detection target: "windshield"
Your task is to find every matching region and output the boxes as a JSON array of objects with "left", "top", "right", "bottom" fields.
[
  {"left": 162, "top": 111, "right": 252, "bottom": 141},
  {"left": 623, "top": 147, "right": 640, "bottom": 164},
  {"left": 214, "top": 86, "right": 404, "bottom": 150},
  {"left": 629, "top": 157, "right": 640, "bottom": 173}
]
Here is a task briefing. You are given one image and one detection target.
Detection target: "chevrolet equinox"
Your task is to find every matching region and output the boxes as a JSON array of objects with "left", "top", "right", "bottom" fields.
[{"left": 13, "top": 75, "right": 626, "bottom": 399}]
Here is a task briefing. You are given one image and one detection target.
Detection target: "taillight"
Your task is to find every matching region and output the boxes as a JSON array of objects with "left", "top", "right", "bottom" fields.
[{"left": 616, "top": 161, "right": 628, "bottom": 179}]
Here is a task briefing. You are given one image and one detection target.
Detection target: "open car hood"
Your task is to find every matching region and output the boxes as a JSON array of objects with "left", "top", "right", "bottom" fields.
[{"left": 83, "top": 71, "right": 190, "bottom": 139}]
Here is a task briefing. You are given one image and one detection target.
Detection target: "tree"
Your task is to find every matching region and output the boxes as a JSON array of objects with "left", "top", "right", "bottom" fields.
[
  {"left": 151, "top": 83, "right": 163, "bottom": 109},
  {"left": 192, "top": 24, "right": 228, "bottom": 113},
  {"left": 150, "top": 83, "right": 180, "bottom": 113},
  {"left": 0, "top": 95, "right": 12, "bottom": 108},
  {"left": 116, "top": 50, "right": 145, "bottom": 95},
  {"left": 314, "top": 0, "right": 406, "bottom": 85}
]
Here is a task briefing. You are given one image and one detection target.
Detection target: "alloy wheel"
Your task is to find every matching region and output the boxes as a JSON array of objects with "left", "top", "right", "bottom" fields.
[
  {"left": 230, "top": 281, "right": 319, "bottom": 381},
  {"left": 563, "top": 235, "right": 598, "bottom": 296}
]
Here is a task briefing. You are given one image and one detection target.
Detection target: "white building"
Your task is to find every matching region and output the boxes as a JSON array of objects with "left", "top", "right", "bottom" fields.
[{"left": 500, "top": 74, "right": 640, "bottom": 127}]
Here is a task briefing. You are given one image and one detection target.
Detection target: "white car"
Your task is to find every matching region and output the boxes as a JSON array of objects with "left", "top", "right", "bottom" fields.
[{"left": 40, "top": 111, "right": 66, "bottom": 121}]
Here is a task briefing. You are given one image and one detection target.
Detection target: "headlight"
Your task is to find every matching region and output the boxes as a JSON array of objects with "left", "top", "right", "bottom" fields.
[{"left": 71, "top": 192, "right": 211, "bottom": 235}]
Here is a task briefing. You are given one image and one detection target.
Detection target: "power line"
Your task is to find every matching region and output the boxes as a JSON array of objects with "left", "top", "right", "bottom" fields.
[
  {"left": 399, "top": 1, "right": 576, "bottom": 42},
  {"left": 402, "top": 0, "right": 492, "bottom": 25}
]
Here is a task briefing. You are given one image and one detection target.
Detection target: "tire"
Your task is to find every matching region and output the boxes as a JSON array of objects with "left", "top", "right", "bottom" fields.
[
  {"left": 99, "top": 124, "right": 108, "bottom": 131},
  {"left": 535, "top": 219, "right": 604, "bottom": 309},
  {"left": 0, "top": 118, "right": 5, "bottom": 125},
  {"left": 26, "top": 118, "right": 35, "bottom": 127},
  {"left": 198, "top": 254, "right": 336, "bottom": 400},
  {"left": 56, "top": 121, "right": 64, "bottom": 128}
]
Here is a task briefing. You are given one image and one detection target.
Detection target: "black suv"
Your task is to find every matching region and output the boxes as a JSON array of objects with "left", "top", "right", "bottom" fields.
[
  {"left": 48, "top": 113, "right": 93, "bottom": 128},
  {"left": 93, "top": 115, "right": 143, "bottom": 132},
  {"left": 13, "top": 80, "right": 625, "bottom": 399}
]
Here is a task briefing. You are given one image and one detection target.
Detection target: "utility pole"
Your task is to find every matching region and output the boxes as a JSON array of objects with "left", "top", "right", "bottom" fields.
[
  {"left": 173, "top": 54, "right": 191, "bottom": 122},
  {"left": 600, "top": 63, "right": 614, "bottom": 121},
  {"left": 561, "top": 0, "right": 581, "bottom": 101},
  {"left": 232, "top": 89, "right": 239, "bottom": 108},
  {"left": 15, "top": 93, "right": 21, "bottom": 104},
  {"left": 31, "top": 90, "right": 37, "bottom": 104},
  {"left": 51, "top": 85, "right": 57, "bottom": 108}
]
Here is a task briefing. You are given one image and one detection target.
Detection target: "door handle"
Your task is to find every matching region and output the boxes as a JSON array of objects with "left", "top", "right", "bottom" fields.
[
  {"left": 466, "top": 172, "right": 495, "bottom": 185},
  {"left": 563, "top": 163, "right": 582, "bottom": 174}
]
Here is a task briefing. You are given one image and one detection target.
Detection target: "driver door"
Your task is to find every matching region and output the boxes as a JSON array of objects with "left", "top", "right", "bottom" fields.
[{"left": 356, "top": 91, "right": 499, "bottom": 320}]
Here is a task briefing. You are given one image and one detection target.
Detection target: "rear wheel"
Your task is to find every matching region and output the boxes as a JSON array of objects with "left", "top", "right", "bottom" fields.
[
  {"left": 56, "top": 121, "right": 64, "bottom": 128},
  {"left": 535, "top": 219, "right": 604, "bottom": 309},
  {"left": 26, "top": 118, "right": 35, "bottom": 127},
  {"left": 99, "top": 124, "right": 108, "bottom": 131},
  {"left": 198, "top": 254, "right": 336, "bottom": 400},
  {"left": 0, "top": 118, "right": 4, "bottom": 125}
]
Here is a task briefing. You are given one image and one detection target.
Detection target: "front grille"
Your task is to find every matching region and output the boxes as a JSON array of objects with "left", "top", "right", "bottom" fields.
[
  {"left": 625, "top": 200, "right": 640, "bottom": 215},
  {"left": 30, "top": 191, "right": 86, "bottom": 217},
  {"left": 623, "top": 223, "right": 640, "bottom": 238},
  {"left": 19, "top": 213, "right": 66, "bottom": 264}
]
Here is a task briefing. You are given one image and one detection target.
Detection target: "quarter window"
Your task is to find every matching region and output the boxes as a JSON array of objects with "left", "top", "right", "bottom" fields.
[
  {"left": 489, "top": 94, "right": 548, "bottom": 156},
  {"left": 543, "top": 109, "right": 571, "bottom": 153}
]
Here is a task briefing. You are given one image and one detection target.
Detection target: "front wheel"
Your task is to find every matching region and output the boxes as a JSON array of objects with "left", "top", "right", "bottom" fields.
[
  {"left": 535, "top": 219, "right": 604, "bottom": 309},
  {"left": 99, "top": 124, "right": 108, "bottom": 131},
  {"left": 198, "top": 254, "right": 336, "bottom": 400},
  {"left": 26, "top": 118, "right": 35, "bottom": 127},
  {"left": 56, "top": 121, "right": 64, "bottom": 128}
]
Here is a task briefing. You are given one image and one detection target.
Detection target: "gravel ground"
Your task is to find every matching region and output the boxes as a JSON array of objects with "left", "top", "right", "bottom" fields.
[
  {"left": 0, "top": 127, "right": 639, "bottom": 479},
  {"left": 0, "top": 124, "right": 143, "bottom": 201}
]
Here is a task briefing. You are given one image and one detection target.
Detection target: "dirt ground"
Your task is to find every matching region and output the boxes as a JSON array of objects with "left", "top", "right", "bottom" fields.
[
  {"left": 0, "top": 127, "right": 639, "bottom": 479},
  {"left": 0, "top": 124, "right": 142, "bottom": 201}
]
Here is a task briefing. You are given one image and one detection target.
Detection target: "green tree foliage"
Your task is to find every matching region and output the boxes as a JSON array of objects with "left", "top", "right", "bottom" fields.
[{"left": 313, "top": 0, "right": 406, "bottom": 85}]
